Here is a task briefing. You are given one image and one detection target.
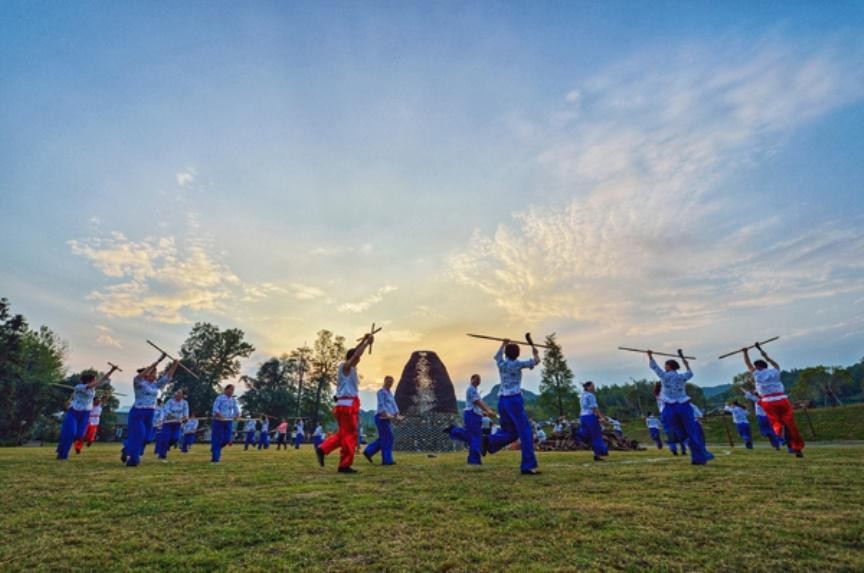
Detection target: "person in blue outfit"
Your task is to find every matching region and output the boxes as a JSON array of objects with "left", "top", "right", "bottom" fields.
[
  {"left": 645, "top": 412, "right": 663, "bottom": 449},
  {"left": 243, "top": 417, "right": 258, "bottom": 450},
  {"left": 578, "top": 381, "right": 609, "bottom": 461},
  {"left": 293, "top": 418, "right": 304, "bottom": 449},
  {"left": 745, "top": 390, "right": 783, "bottom": 450},
  {"left": 647, "top": 350, "right": 712, "bottom": 465},
  {"left": 157, "top": 390, "right": 189, "bottom": 461},
  {"left": 121, "top": 355, "right": 179, "bottom": 467},
  {"left": 211, "top": 384, "right": 241, "bottom": 463},
  {"left": 725, "top": 401, "right": 753, "bottom": 449},
  {"left": 483, "top": 339, "right": 542, "bottom": 475},
  {"left": 363, "top": 376, "right": 404, "bottom": 465},
  {"left": 258, "top": 416, "right": 271, "bottom": 450},
  {"left": 181, "top": 415, "right": 199, "bottom": 453},
  {"left": 56, "top": 366, "right": 119, "bottom": 460},
  {"left": 445, "top": 374, "right": 497, "bottom": 465}
]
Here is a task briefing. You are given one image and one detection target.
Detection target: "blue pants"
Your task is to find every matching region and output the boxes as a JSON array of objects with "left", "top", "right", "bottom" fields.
[
  {"left": 660, "top": 402, "right": 712, "bottom": 465},
  {"left": 661, "top": 415, "right": 687, "bottom": 454},
  {"left": 57, "top": 409, "right": 89, "bottom": 459},
  {"left": 449, "top": 410, "right": 483, "bottom": 465},
  {"left": 244, "top": 430, "right": 256, "bottom": 449},
  {"left": 487, "top": 394, "right": 537, "bottom": 472},
  {"left": 258, "top": 431, "right": 270, "bottom": 449},
  {"left": 145, "top": 425, "right": 157, "bottom": 454},
  {"left": 364, "top": 415, "right": 395, "bottom": 465},
  {"left": 313, "top": 435, "right": 323, "bottom": 448},
  {"left": 648, "top": 427, "right": 663, "bottom": 449},
  {"left": 157, "top": 423, "right": 182, "bottom": 458},
  {"left": 211, "top": 420, "right": 234, "bottom": 462},
  {"left": 123, "top": 407, "right": 155, "bottom": 466},
  {"left": 579, "top": 414, "right": 608, "bottom": 457},
  {"left": 181, "top": 433, "right": 195, "bottom": 452},
  {"left": 294, "top": 432, "right": 303, "bottom": 448},
  {"left": 757, "top": 415, "right": 782, "bottom": 449},
  {"left": 736, "top": 422, "right": 753, "bottom": 449}
]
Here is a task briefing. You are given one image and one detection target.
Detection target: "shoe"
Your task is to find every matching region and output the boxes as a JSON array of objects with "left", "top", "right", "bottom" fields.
[
  {"left": 338, "top": 467, "right": 358, "bottom": 474},
  {"left": 672, "top": 451, "right": 678, "bottom": 456},
  {"left": 121, "top": 450, "right": 128, "bottom": 463},
  {"left": 86, "top": 443, "right": 91, "bottom": 448},
  {"left": 482, "top": 435, "right": 490, "bottom": 457},
  {"left": 383, "top": 462, "right": 397, "bottom": 466},
  {"left": 443, "top": 425, "right": 454, "bottom": 435},
  {"left": 315, "top": 447, "right": 325, "bottom": 467},
  {"left": 75, "top": 450, "right": 81, "bottom": 455},
  {"left": 594, "top": 456, "right": 605, "bottom": 462},
  {"left": 795, "top": 450, "right": 804, "bottom": 458},
  {"left": 161, "top": 459, "right": 168, "bottom": 463},
  {"left": 521, "top": 469, "right": 540, "bottom": 475},
  {"left": 364, "top": 453, "right": 374, "bottom": 464}
]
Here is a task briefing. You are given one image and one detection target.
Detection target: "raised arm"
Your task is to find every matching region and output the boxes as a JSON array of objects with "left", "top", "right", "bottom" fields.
[
  {"left": 142, "top": 353, "right": 168, "bottom": 378},
  {"left": 494, "top": 340, "right": 508, "bottom": 365},
  {"left": 647, "top": 351, "right": 665, "bottom": 378},
  {"left": 343, "top": 334, "right": 374, "bottom": 375},
  {"left": 742, "top": 348, "right": 755, "bottom": 373},
  {"left": 88, "top": 365, "right": 119, "bottom": 389},
  {"left": 755, "top": 343, "right": 779, "bottom": 370},
  {"left": 678, "top": 349, "right": 691, "bottom": 373}
]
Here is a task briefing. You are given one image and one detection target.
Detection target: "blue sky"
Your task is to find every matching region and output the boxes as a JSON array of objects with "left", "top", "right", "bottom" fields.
[{"left": 2, "top": 2, "right": 863, "bottom": 407}]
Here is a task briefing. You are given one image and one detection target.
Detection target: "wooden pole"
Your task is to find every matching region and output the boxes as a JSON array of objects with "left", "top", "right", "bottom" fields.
[
  {"left": 717, "top": 336, "right": 780, "bottom": 360},
  {"left": 146, "top": 340, "right": 200, "bottom": 379},
  {"left": 467, "top": 333, "right": 550, "bottom": 349},
  {"left": 617, "top": 347, "right": 696, "bottom": 359},
  {"left": 721, "top": 414, "right": 734, "bottom": 447}
]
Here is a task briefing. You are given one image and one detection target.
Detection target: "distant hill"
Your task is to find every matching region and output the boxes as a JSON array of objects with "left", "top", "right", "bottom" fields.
[
  {"left": 702, "top": 384, "right": 732, "bottom": 398},
  {"left": 455, "top": 384, "right": 539, "bottom": 411}
]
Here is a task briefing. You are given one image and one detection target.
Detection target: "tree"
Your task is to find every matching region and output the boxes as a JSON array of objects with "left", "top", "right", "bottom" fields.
[
  {"left": 165, "top": 322, "right": 255, "bottom": 416},
  {"left": 794, "top": 366, "right": 850, "bottom": 407},
  {"left": 239, "top": 355, "right": 295, "bottom": 419},
  {"left": 308, "top": 330, "right": 345, "bottom": 428},
  {"left": 537, "top": 333, "right": 577, "bottom": 417}
]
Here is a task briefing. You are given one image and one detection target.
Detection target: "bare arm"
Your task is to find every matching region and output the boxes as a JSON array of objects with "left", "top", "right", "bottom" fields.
[
  {"left": 88, "top": 366, "right": 119, "bottom": 389},
  {"left": 475, "top": 399, "right": 497, "bottom": 418},
  {"left": 742, "top": 348, "right": 755, "bottom": 373},
  {"left": 343, "top": 335, "right": 374, "bottom": 375},
  {"left": 756, "top": 343, "right": 779, "bottom": 369}
]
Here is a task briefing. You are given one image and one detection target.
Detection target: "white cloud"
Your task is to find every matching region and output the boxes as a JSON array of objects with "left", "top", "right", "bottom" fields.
[
  {"left": 96, "top": 334, "right": 123, "bottom": 348},
  {"left": 176, "top": 168, "right": 196, "bottom": 188},
  {"left": 310, "top": 243, "right": 373, "bottom": 256},
  {"left": 338, "top": 285, "right": 399, "bottom": 313},
  {"left": 288, "top": 283, "right": 326, "bottom": 300},
  {"left": 69, "top": 224, "right": 281, "bottom": 323},
  {"left": 450, "top": 39, "right": 864, "bottom": 336}
]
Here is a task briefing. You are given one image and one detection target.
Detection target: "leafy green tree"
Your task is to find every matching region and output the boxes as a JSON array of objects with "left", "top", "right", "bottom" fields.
[
  {"left": 537, "top": 333, "right": 577, "bottom": 417},
  {"left": 308, "top": 330, "right": 345, "bottom": 428},
  {"left": 165, "top": 322, "right": 255, "bottom": 416}
]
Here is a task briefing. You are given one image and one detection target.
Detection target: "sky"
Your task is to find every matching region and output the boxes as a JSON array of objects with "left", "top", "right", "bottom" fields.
[{"left": 2, "top": 2, "right": 863, "bottom": 408}]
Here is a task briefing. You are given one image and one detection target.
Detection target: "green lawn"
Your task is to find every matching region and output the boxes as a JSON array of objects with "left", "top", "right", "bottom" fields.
[{"left": 1, "top": 442, "right": 862, "bottom": 572}]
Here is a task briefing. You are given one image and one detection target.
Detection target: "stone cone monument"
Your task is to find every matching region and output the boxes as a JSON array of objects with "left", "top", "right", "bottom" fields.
[{"left": 393, "top": 350, "right": 462, "bottom": 452}]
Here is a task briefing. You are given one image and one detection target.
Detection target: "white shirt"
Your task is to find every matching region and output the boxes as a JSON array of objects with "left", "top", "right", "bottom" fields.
[
  {"left": 88, "top": 405, "right": 103, "bottom": 426},
  {"left": 536, "top": 429, "right": 547, "bottom": 442},
  {"left": 163, "top": 398, "right": 189, "bottom": 422},
  {"left": 744, "top": 391, "right": 766, "bottom": 416},
  {"left": 70, "top": 384, "right": 96, "bottom": 411},
  {"left": 691, "top": 404, "right": 704, "bottom": 420},
  {"left": 153, "top": 409, "right": 164, "bottom": 428},
  {"left": 336, "top": 362, "right": 359, "bottom": 401},
  {"left": 580, "top": 392, "right": 599, "bottom": 416},
  {"left": 212, "top": 395, "right": 240, "bottom": 419},
  {"left": 244, "top": 420, "right": 257, "bottom": 432},
  {"left": 649, "top": 359, "right": 693, "bottom": 404},
  {"left": 610, "top": 419, "right": 622, "bottom": 432},
  {"left": 182, "top": 418, "right": 199, "bottom": 434},
  {"left": 481, "top": 416, "right": 492, "bottom": 430},
  {"left": 494, "top": 347, "right": 537, "bottom": 396},
  {"left": 465, "top": 385, "right": 483, "bottom": 415},
  {"left": 376, "top": 388, "right": 400, "bottom": 417},
  {"left": 646, "top": 416, "right": 661, "bottom": 429},
  {"left": 725, "top": 405, "right": 749, "bottom": 424},
  {"left": 260, "top": 420, "right": 269, "bottom": 432},
  {"left": 313, "top": 425, "right": 323, "bottom": 437},
  {"left": 752, "top": 368, "right": 786, "bottom": 400},
  {"left": 132, "top": 375, "right": 171, "bottom": 409},
  {"left": 295, "top": 422, "right": 304, "bottom": 436}
]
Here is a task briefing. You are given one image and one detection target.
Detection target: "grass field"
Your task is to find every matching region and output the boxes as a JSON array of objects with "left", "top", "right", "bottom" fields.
[{"left": 1, "top": 442, "right": 863, "bottom": 572}]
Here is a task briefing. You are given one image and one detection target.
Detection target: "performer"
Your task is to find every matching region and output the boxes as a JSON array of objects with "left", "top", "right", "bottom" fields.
[
  {"left": 149, "top": 399, "right": 164, "bottom": 455},
  {"left": 157, "top": 390, "right": 189, "bottom": 460},
  {"left": 446, "top": 374, "right": 496, "bottom": 465},
  {"left": 609, "top": 417, "right": 624, "bottom": 440},
  {"left": 211, "top": 385, "right": 241, "bottom": 463},
  {"left": 258, "top": 416, "right": 271, "bottom": 450},
  {"left": 742, "top": 345, "right": 804, "bottom": 457},
  {"left": 645, "top": 412, "right": 663, "bottom": 449},
  {"left": 315, "top": 333, "right": 374, "bottom": 473},
  {"left": 181, "top": 415, "right": 199, "bottom": 453},
  {"left": 483, "top": 339, "right": 542, "bottom": 475},
  {"left": 120, "top": 355, "right": 177, "bottom": 466},
  {"left": 648, "top": 351, "right": 712, "bottom": 465},
  {"left": 312, "top": 423, "right": 324, "bottom": 448},
  {"left": 276, "top": 419, "right": 289, "bottom": 450},
  {"left": 57, "top": 368, "right": 117, "bottom": 460},
  {"left": 745, "top": 390, "right": 783, "bottom": 450},
  {"left": 293, "top": 418, "right": 304, "bottom": 449},
  {"left": 725, "top": 401, "right": 753, "bottom": 449},
  {"left": 243, "top": 418, "right": 258, "bottom": 450},
  {"left": 74, "top": 397, "right": 103, "bottom": 454},
  {"left": 578, "top": 381, "right": 609, "bottom": 461},
  {"left": 363, "top": 376, "right": 404, "bottom": 465}
]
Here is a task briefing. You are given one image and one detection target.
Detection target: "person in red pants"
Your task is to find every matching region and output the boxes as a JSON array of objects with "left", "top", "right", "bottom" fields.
[
  {"left": 315, "top": 333, "right": 375, "bottom": 474},
  {"left": 74, "top": 397, "right": 103, "bottom": 454},
  {"left": 743, "top": 343, "right": 805, "bottom": 457}
]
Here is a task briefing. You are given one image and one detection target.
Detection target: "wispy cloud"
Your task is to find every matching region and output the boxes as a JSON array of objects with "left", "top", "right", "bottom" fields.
[
  {"left": 176, "top": 168, "right": 196, "bottom": 188},
  {"left": 338, "top": 285, "right": 398, "bottom": 313},
  {"left": 310, "top": 243, "right": 374, "bottom": 256},
  {"left": 449, "top": 39, "right": 864, "bottom": 335}
]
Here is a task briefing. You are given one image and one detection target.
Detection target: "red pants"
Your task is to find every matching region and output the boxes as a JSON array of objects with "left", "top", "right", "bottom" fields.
[
  {"left": 74, "top": 424, "right": 99, "bottom": 452},
  {"left": 319, "top": 398, "right": 359, "bottom": 469},
  {"left": 760, "top": 398, "right": 805, "bottom": 452}
]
